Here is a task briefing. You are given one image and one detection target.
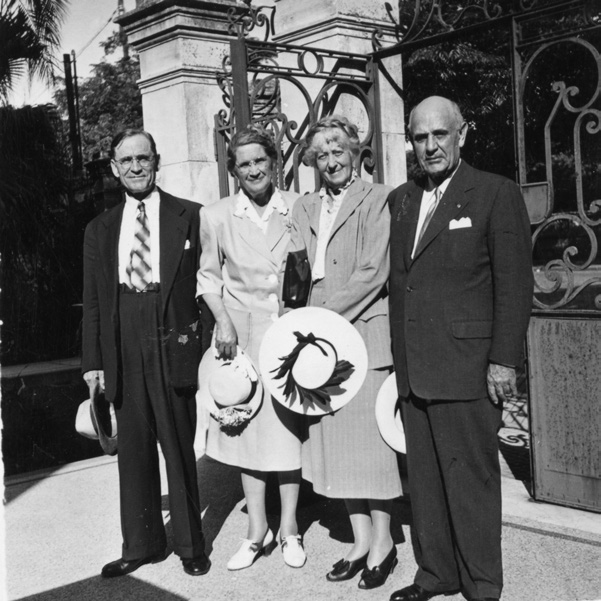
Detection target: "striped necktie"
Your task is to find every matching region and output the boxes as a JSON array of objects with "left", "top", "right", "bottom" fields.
[
  {"left": 127, "top": 201, "right": 152, "bottom": 291},
  {"left": 415, "top": 187, "right": 441, "bottom": 250}
]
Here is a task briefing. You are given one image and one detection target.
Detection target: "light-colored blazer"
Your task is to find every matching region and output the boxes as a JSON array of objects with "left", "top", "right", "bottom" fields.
[
  {"left": 197, "top": 190, "right": 299, "bottom": 317},
  {"left": 289, "top": 178, "right": 393, "bottom": 369}
]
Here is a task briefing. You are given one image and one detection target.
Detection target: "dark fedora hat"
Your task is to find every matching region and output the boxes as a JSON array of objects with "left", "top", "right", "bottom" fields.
[{"left": 75, "top": 383, "right": 118, "bottom": 456}]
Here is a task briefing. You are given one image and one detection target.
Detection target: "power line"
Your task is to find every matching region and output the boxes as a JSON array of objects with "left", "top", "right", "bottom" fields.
[{"left": 76, "top": 8, "right": 119, "bottom": 58}]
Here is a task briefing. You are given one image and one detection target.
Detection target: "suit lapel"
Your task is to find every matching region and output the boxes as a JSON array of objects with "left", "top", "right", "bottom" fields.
[
  {"left": 159, "top": 191, "right": 188, "bottom": 307},
  {"left": 306, "top": 193, "right": 321, "bottom": 238},
  {"left": 392, "top": 180, "right": 422, "bottom": 271},
  {"left": 233, "top": 201, "right": 276, "bottom": 264},
  {"left": 329, "top": 179, "right": 368, "bottom": 242},
  {"left": 412, "top": 163, "right": 475, "bottom": 262},
  {"left": 98, "top": 203, "right": 124, "bottom": 314},
  {"left": 264, "top": 210, "right": 290, "bottom": 257}
]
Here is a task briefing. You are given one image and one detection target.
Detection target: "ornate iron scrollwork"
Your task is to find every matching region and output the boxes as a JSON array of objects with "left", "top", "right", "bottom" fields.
[
  {"left": 519, "top": 35, "right": 601, "bottom": 311},
  {"left": 227, "top": 0, "right": 276, "bottom": 42},
  {"left": 372, "top": 0, "right": 508, "bottom": 51}
]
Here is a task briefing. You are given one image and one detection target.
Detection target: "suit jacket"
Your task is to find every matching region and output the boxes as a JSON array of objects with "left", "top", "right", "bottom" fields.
[
  {"left": 196, "top": 190, "right": 299, "bottom": 319},
  {"left": 82, "top": 188, "right": 209, "bottom": 402},
  {"left": 290, "top": 178, "right": 393, "bottom": 369},
  {"left": 388, "top": 162, "right": 533, "bottom": 400}
]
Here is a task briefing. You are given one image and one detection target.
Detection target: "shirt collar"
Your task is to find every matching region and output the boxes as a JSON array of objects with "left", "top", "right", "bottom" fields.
[
  {"left": 234, "top": 187, "right": 289, "bottom": 218},
  {"left": 427, "top": 160, "right": 461, "bottom": 196},
  {"left": 125, "top": 187, "right": 159, "bottom": 207},
  {"left": 319, "top": 169, "right": 358, "bottom": 201}
]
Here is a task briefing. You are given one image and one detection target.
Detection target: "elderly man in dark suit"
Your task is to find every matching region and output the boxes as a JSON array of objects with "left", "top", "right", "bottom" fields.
[
  {"left": 82, "top": 129, "right": 211, "bottom": 578},
  {"left": 388, "top": 97, "right": 533, "bottom": 601}
]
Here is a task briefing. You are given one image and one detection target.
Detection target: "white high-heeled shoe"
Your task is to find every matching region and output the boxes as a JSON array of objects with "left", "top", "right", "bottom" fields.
[
  {"left": 281, "top": 534, "right": 307, "bottom": 568},
  {"left": 227, "top": 529, "right": 275, "bottom": 571}
]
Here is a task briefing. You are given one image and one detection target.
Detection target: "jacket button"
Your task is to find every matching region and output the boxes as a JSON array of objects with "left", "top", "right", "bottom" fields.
[
  {"left": 333, "top": 259, "right": 338, "bottom": 264},
  {"left": 406, "top": 286, "right": 413, "bottom": 292}
]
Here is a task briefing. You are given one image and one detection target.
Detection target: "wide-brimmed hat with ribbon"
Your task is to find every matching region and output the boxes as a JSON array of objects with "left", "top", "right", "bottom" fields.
[
  {"left": 197, "top": 346, "right": 263, "bottom": 430},
  {"left": 75, "top": 383, "right": 118, "bottom": 456},
  {"left": 259, "top": 307, "right": 368, "bottom": 416},
  {"left": 375, "top": 372, "right": 406, "bottom": 453}
]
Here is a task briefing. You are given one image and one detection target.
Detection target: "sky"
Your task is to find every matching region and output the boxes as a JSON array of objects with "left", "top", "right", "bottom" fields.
[{"left": 9, "top": 0, "right": 137, "bottom": 107}]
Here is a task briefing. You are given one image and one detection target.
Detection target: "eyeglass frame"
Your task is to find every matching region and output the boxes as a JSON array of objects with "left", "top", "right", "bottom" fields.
[
  {"left": 234, "top": 156, "right": 271, "bottom": 173},
  {"left": 112, "top": 154, "right": 156, "bottom": 169}
]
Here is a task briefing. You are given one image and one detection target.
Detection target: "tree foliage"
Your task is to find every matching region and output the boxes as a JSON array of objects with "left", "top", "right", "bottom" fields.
[
  {"left": 401, "top": 30, "right": 515, "bottom": 180},
  {"left": 54, "top": 32, "right": 143, "bottom": 163},
  {"left": 0, "top": 103, "right": 90, "bottom": 364},
  {"left": 0, "top": 0, "right": 69, "bottom": 102}
]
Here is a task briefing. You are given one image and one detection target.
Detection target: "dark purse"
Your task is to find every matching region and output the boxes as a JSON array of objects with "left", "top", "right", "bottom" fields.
[{"left": 282, "top": 249, "right": 311, "bottom": 308}]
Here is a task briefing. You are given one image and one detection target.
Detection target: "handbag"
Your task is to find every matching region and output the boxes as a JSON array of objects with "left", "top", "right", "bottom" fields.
[{"left": 282, "top": 249, "right": 311, "bottom": 308}]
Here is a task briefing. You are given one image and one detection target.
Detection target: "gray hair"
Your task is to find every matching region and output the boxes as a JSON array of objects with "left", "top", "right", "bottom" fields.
[
  {"left": 302, "top": 115, "right": 361, "bottom": 167},
  {"left": 227, "top": 124, "right": 277, "bottom": 173}
]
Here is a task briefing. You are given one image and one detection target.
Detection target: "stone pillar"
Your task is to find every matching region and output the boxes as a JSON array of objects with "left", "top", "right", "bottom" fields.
[
  {"left": 116, "top": 1, "right": 243, "bottom": 204},
  {"left": 273, "top": 0, "right": 407, "bottom": 187}
]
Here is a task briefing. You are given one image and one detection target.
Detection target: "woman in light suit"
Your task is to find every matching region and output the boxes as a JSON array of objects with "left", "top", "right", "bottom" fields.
[
  {"left": 289, "top": 115, "right": 402, "bottom": 589},
  {"left": 196, "top": 125, "right": 305, "bottom": 570}
]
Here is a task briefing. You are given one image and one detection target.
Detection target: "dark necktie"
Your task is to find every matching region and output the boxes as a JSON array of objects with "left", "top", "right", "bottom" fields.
[{"left": 127, "top": 201, "right": 152, "bottom": 291}]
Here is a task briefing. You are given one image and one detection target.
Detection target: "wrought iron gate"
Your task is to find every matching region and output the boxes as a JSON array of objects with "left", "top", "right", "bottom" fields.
[
  {"left": 214, "top": 0, "right": 601, "bottom": 512},
  {"left": 214, "top": 3, "right": 384, "bottom": 198},
  {"left": 371, "top": 0, "right": 601, "bottom": 512}
]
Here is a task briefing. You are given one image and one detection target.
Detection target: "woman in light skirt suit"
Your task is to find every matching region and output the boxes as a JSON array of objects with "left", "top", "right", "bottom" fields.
[
  {"left": 196, "top": 125, "right": 305, "bottom": 570},
  {"left": 288, "top": 115, "right": 402, "bottom": 589}
]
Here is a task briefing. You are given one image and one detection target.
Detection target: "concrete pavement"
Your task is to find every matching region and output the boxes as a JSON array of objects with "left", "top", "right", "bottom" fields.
[{"left": 3, "top": 448, "right": 601, "bottom": 601}]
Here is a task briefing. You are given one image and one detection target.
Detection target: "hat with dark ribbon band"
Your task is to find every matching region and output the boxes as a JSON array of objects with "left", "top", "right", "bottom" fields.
[
  {"left": 270, "top": 331, "right": 355, "bottom": 406},
  {"left": 259, "top": 307, "right": 368, "bottom": 416}
]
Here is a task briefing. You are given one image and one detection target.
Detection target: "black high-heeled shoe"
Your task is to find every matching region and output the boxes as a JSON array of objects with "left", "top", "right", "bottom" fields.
[
  {"left": 326, "top": 553, "right": 368, "bottom": 582},
  {"left": 358, "top": 546, "right": 398, "bottom": 590}
]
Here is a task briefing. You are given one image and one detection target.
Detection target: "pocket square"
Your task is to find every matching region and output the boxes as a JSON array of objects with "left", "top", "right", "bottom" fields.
[
  {"left": 184, "top": 239, "right": 191, "bottom": 249},
  {"left": 449, "top": 217, "right": 472, "bottom": 230}
]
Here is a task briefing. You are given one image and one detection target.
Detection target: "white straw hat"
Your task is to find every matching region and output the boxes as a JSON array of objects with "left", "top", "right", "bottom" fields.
[
  {"left": 259, "top": 307, "right": 368, "bottom": 416},
  {"left": 197, "top": 346, "right": 263, "bottom": 430},
  {"left": 75, "top": 383, "right": 118, "bottom": 456},
  {"left": 375, "top": 373, "right": 406, "bottom": 453}
]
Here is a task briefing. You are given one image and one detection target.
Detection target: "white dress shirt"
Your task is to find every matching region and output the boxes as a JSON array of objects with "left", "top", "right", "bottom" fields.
[
  {"left": 411, "top": 161, "right": 461, "bottom": 259},
  {"left": 118, "top": 189, "right": 161, "bottom": 284}
]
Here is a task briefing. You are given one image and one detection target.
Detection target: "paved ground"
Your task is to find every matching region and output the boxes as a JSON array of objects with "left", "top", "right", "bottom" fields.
[{"left": 3, "top": 447, "right": 601, "bottom": 601}]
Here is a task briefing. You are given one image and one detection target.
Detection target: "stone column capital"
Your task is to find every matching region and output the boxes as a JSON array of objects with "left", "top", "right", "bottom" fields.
[{"left": 116, "top": 0, "right": 244, "bottom": 49}]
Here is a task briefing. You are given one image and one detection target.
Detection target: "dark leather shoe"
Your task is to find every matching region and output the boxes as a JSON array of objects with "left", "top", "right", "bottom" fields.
[
  {"left": 390, "top": 583, "right": 437, "bottom": 601},
  {"left": 101, "top": 553, "right": 165, "bottom": 578},
  {"left": 358, "top": 545, "right": 398, "bottom": 589},
  {"left": 326, "top": 553, "right": 368, "bottom": 582},
  {"left": 182, "top": 553, "right": 211, "bottom": 576}
]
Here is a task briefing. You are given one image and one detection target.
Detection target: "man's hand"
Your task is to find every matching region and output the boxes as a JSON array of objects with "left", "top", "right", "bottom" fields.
[
  {"left": 83, "top": 370, "right": 105, "bottom": 396},
  {"left": 486, "top": 363, "right": 517, "bottom": 404}
]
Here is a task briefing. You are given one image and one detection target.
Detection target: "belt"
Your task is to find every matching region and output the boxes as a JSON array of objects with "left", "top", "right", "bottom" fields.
[{"left": 119, "top": 283, "right": 161, "bottom": 294}]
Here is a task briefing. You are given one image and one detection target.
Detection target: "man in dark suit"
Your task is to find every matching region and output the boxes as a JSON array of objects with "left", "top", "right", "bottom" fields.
[
  {"left": 388, "top": 97, "right": 533, "bottom": 601},
  {"left": 82, "top": 129, "right": 211, "bottom": 578}
]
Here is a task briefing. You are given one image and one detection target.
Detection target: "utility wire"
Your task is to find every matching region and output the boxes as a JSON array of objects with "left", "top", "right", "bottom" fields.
[
  {"left": 26, "top": 7, "right": 119, "bottom": 104},
  {"left": 76, "top": 8, "right": 119, "bottom": 58}
]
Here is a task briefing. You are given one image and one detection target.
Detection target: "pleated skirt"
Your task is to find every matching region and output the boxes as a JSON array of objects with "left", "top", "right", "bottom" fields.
[
  {"left": 301, "top": 366, "right": 403, "bottom": 499},
  {"left": 205, "top": 307, "right": 302, "bottom": 472}
]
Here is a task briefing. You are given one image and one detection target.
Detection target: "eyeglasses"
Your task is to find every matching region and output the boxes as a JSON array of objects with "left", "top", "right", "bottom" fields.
[
  {"left": 235, "top": 157, "right": 269, "bottom": 173},
  {"left": 113, "top": 154, "right": 155, "bottom": 169}
]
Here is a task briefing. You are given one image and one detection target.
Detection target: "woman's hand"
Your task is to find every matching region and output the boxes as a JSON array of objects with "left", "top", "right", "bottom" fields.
[{"left": 214, "top": 313, "right": 238, "bottom": 360}]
